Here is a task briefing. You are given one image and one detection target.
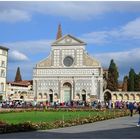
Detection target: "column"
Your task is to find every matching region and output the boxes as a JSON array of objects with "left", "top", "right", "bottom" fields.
[
  {"left": 58, "top": 77, "right": 61, "bottom": 102},
  {"left": 72, "top": 77, "right": 75, "bottom": 100},
  {"left": 92, "top": 74, "right": 96, "bottom": 95},
  {"left": 34, "top": 80, "right": 38, "bottom": 101},
  {"left": 99, "top": 77, "right": 104, "bottom": 101}
]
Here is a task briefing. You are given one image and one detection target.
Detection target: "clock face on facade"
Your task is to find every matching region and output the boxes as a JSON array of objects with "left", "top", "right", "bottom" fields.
[{"left": 63, "top": 56, "right": 74, "bottom": 67}]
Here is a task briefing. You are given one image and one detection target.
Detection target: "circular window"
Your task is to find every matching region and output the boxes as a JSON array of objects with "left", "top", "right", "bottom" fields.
[
  {"left": 65, "top": 38, "right": 72, "bottom": 43},
  {"left": 63, "top": 56, "right": 74, "bottom": 67}
]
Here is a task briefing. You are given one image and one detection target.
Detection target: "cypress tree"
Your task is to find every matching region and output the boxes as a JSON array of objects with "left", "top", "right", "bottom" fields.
[
  {"left": 107, "top": 59, "right": 119, "bottom": 91},
  {"left": 134, "top": 73, "right": 140, "bottom": 91},
  {"left": 128, "top": 68, "right": 135, "bottom": 91},
  {"left": 14, "top": 67, "right": 22, "bottom": 82},
  {"left": 122, "top": 76, "right": 128, "bottom": 91}
]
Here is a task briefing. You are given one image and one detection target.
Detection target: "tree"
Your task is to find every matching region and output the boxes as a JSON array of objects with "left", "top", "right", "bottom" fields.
[
  {"left": 134, "top": 73, "right": 140, "bottom": 91},
  {"left": 107, "top": 59, "right": 119, "bottom": 91},
  {"left": 128, "top": 68, "right": 135, "bottom": 91},
  {"left": 122, "top": 76, "right": 128, "bottom": 91},
  {"left": 14, "top": 67, "right": 22, "bottom": 82}
]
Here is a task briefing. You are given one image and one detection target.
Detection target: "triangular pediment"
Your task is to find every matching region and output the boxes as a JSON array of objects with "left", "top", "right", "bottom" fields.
[{"left": 52, "top": 34, "right": 86, "bottom": 46}]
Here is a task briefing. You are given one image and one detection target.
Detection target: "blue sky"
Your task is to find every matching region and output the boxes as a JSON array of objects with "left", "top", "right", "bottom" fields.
[{"left": 0, "top": 1, "right": 140, "bottom": 81}]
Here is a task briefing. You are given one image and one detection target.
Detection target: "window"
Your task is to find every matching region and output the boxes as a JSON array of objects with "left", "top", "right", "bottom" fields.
[
  {"left": 0, "top": 83, "right": 4, "bottom": 92},
  {"left": 2, "top": 50, "right": 6, "bottom": 55},
  {"left": 1, "top": 70, "right": 5, "bottom": 77},
  {"left": 1, "top": 61, "right": 5, "bottom": 67}
]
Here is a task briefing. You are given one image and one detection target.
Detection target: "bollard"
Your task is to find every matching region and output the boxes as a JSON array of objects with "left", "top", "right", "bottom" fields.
[
  {"left": 62, "top": 115, "right": 64, "bottom": 127},
  {"left": 89, "top": 113, "right": 91, "bottom": 118},
  {"left": 109, "top": 110, "right": 110, "bottom": 115},
  {"left": 78, "top": 114, "right": 80, "bottom": 123},
  {"left": 114, "top": 110, "right": 116, "bottom": 118}
]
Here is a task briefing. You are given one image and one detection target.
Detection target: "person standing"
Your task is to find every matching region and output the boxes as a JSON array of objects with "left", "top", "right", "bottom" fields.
[
  {"left": 128, "top": 102, "right": 135, "bottom": 117},
  {"left": 136, "top": 102, "right": 140, "bottom": 127}
]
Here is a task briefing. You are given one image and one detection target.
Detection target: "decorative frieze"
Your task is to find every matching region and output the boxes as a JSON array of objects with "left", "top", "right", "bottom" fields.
[{"left": 33, "top": 68, "right": 100, "bottom": 76}]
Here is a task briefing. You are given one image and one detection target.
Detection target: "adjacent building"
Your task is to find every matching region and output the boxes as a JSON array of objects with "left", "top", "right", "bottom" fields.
[
  {"left": 0, "top": 46, "right": 9, "bottom": 101},
  {"left": 6, "top": 80, "right": 33, "bottom": 101}
]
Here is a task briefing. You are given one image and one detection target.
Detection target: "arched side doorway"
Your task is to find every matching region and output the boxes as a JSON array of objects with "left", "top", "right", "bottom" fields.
[
  {"left": 75, "top": 93, "right": 80, "bottom": 101},
  {"left": 104, "top": 90, "right": 112, "bottom": 102},
  {"left": 44, "top": 93, "right": 48, "bottom": 99},
  {"left": 82, "top": 89, "right": 86, "bottom": 101},
  {"left": 0, "top": 95, "right": 2, "bottom": 101},
  {"left": 63, "top": 82, "right": 72, "bottom": 102},
  {"left": 38, "top": 93, "right": 42, "bottom": 99},
  {"left": 49, "top": 89, "right": 53, "bottom": 103},
  {"left": 20, "top": 96, "right": 24, "bottom": 100}
]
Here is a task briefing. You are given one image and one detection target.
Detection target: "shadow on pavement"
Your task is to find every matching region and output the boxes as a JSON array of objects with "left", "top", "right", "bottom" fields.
[{"left": 0, "top": 126, "right": 140, "bottom": 139}]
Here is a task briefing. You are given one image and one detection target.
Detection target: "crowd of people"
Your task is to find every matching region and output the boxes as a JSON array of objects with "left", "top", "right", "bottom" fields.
[
  {"left": 0, "top": 100, "right": 91, "bottom": 109},
  {"left": 0, "top": 100, "right": 139, "bottom": 110},
  {"left": 0, "top": 99, "right": 140, "bottom": 126}
]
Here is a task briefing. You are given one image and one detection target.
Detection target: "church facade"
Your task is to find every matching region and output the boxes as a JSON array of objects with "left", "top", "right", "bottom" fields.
[{"left": 33, "top": 29, "right": 103, "bottom": 103}]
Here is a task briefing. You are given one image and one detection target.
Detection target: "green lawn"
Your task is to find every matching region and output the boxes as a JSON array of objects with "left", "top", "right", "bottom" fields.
[{"left": 0, "top": 110, "right": 113, "bottom": 124}]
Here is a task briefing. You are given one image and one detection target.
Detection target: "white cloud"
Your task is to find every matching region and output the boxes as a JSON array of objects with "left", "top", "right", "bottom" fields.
[
  {"left": 81, "top": 17, "right": 140, "bottom": 45},
  {"left": 5, "top": 39, "right": 52, "bottom": 80},
  {"left": 121, "top": 18, "right": 140, "bottom": 39},
  {"left": 81, "top": 31, "right": 112, "bottom": 45},
  {"left": 1, "top": 2, "right": 140, "bottom": 22},
  {"left": 3, "top": 39, "right": 51, "bottom": 55},
  {"left": 22, "top": 2, "right": 140, "bottom": 20},
  {"left": 95, "top": 48, "right": 140, "bottom": 67},
  {"left": 0, "top": 9, "right": 30, "bottom": 23},
  {"left": 9, "top": 50, "right": 29, "bottom": 62},
  {"left": 94, "top": 48, "right": 140, "bottom": 79}
]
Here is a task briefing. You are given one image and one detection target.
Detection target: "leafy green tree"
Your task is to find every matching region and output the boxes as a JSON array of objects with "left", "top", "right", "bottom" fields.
[
  {"left": 14, "top": 67, "right": 22, "bottom": 82},
  {"left": 128, "top": 68, "right": 135, "bottom": 91},
  {"left": 107, "top": 59, "right": 119, "bottom": 91}
]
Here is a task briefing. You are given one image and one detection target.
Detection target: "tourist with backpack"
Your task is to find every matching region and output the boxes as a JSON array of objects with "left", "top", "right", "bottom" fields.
[{"left": 128, "top": 102, "right": 135, "bottom": 117}]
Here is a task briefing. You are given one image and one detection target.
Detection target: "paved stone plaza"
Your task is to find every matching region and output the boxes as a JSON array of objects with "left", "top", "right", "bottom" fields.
[{"left": 0, "top": 114, "right": 140, "bottom": 139}]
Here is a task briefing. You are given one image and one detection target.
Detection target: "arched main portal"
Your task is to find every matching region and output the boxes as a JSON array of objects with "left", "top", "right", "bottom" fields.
[
  {"left": 63, "top": 82, "right": 72, "bottom": 102},
  {"left": 104, "top": 90, "right": 112, "bottom": 102}
]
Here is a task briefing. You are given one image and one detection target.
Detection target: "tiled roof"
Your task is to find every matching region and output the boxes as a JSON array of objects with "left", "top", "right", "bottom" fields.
[{"left": 7, "top": 80, "right": 32, "bottom": 87}]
